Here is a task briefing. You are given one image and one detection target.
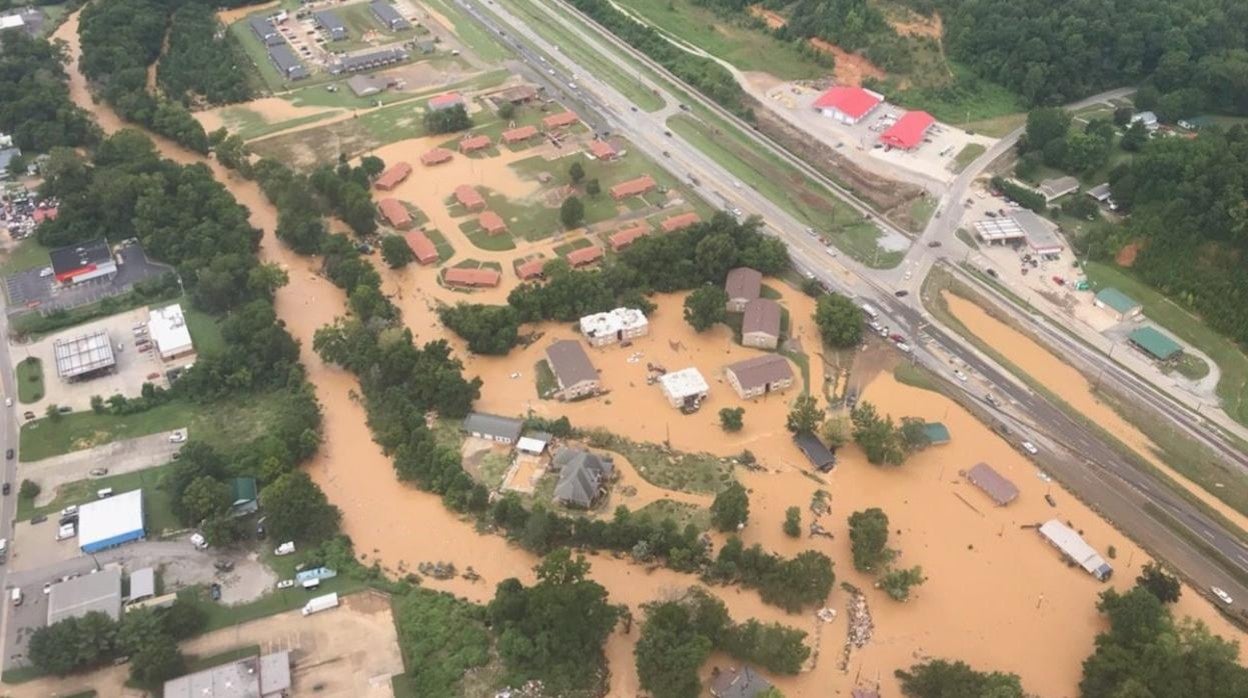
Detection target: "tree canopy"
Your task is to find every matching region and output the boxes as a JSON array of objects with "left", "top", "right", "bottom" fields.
[
  {"left": 710, "top": 481, "right": 750, "bottom": 531},
  {"left": 814, "top": 292, "right": 864, "bottom": 347},
  {"left": 896, "top": 658, "right": 1028, "bottom": 698},
  {"left": 0, "top": 32, "right": 99, "bottom": 152},
  {"left": 848, "top": 507, "right": 893, "bottom": 572},
  {"left": 684, "top": 286, "right": 728, "bottom": 332}
]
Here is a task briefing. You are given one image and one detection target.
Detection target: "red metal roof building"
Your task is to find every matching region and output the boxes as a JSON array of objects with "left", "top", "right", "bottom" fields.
[
  {"left": 880, "top": 110, "right": 935, "bottom": 150},
  {"left": 444, "top": 267, "right": 500, "bottom": 287},
  {"left": 377, "top": 198, "right": 412, "bottom": 229},
  {"left": 502, "top": 125, "right": 539, "bottom": 144},
  {"left": 609, "top": 175, "right": 657, "bottom": 200},
  {"left": 374, "top": 162, "right": 412, "bottom": 190},
  {"left": 608, "top": 223, "right": 650, "bottom": 252},
  {"left": 542, "top": 111, "right": 580, "bottom": 129},
  {"left": 587, "top": 140, "right": 617, "bottom": 160},
  {"left": 479, "top": 210, "right": 507, "bottom": 235},
  {"left": 812, "top": 86, "right": 883, "bottom": 124},
  {"left": 566, "top": 245, "right": 603, "bottom": 267},
  {"left": 420, "top": 148, "right": 453, "bottom": 166},
  {"left": 661, "top": 212, "right": 700, "bottom": 233},
  {"left": 517, "top": 258, "right": 546, "bottom": 280},
  {"left": 428, "top": 92, "right": 464, "bottom": 111},
  {"left": 459, "top": 134, "right": 492, "bottom": 153},
  {"left": 404, "top": 230, "right": 439, "bottom": 265},
  {"left": 454, "top": 185, "right": 486, "bottom": 211}
]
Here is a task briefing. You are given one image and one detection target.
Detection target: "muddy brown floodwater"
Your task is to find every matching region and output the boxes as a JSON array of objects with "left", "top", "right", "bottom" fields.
[
  {"left": 943, "top": 291, "right": 1248, "bottom": 533},
  {"left": 50, "top": 10, "right": 1242, "bottom": 696}
]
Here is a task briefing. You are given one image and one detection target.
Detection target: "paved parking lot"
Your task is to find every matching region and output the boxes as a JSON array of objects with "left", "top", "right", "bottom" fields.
[
  {"left": 4, "top": 244, "right": 172, "bottom": 316},
  {"left": 23, "top": 430, "right": 183, "bottom": 490}
]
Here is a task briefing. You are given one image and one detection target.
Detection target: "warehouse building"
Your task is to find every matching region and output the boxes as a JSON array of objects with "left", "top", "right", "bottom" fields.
[
  {"left": 369, "top": 0, "right": 410, "bottom": 30},
  {"left": 1093, "top": 287, "right": 1142, "bottom": 321},
  {"left": 78, "top": 489, "right": 145, "bottom": 553},
  {"left": 741, "top": 298, "right": 781, "bottom": 349},
  {"left": 47, "top": 567, "right": 123, "bottom": 625},
  {"left": 164, "top": 650, "right": 291, "bottom": 698},
  {"left": 53, "top": 330, "right": 116, "bottom": 381},
  {"left": 880, "top": 110, "right": 935, "bottom": 150},
  {"left": 544, "top": 340, "right": 600, "bottom": 400},
  {"left": 1038, "top": 519, "right": 1113, "bottom": 581},
  {"left": 965, "top": 463, "right": 1018, "bottom": 506},
  {"left": 314, "top": 9, "right": 348, "bottom": 40},
  {"left": 579, "top": 307, "right": 649, "bottom": 346},
  {"left": 147, "top": 303, "right": 195, "bottom": 361},
  {"left": 658, "top": 367, "right": 708, "bottom": 411},
  {"left": 268, "top": 43, "right": 308, "bottom": 80},
  {"left": 1129, "top": 326, "right": 1182, "bottom": 362},
  {"left": 724, "top": 354, "right": 793, "bottom": 399},
  {"left": 50, "top": 238, "right": 116, "bottom": 285},
  {"left": 812, "top": 86, "right": 882, "bottom": 125}
]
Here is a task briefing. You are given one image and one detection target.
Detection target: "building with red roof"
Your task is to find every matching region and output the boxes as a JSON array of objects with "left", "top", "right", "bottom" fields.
[
  {"left": 517, "top": 258, "right": 546, "bottom": 280},
  {"left": 542, "top": 111, "right": 580, "bottom": 129},
  {"left": 420, "top": 148, "right": 453, "bottom": 166},
  {"left": 587, "top": 140, "right": 617, "bottom": 161},
  {"left": 428, "top": 92, "right": 464, "bottom": 111},
  {"left": 501, "top": 125, "right": 539, "bottom": 144},
  {"left": 609, "top": 175, "right": 657, "bottom": 200},
  {"left": 454, "top": 185, "right": 486, "bottom": 211},
  {"left": 479, "top": 211, "right": 507, "bottom": 235},
  {"left": 566, "top": 245, "right": 603, "bottom": 268},
  {"left": 444, "top": 267, "right": 500, "bottom": 287},
  {"left": 374, "top": 162, "right": 412, "bottom": 191},
  {"left": 661, "top": 212, "right": 700, "bottom": 233},
  {"left": 880, "top": 110, "right": 935, "bottom": 150},
  {"left": 812, "top": 86, "right": 883, "bottom": 125},
  {"left": 459, "top": 134, "right": 492, "bottom": 153},
  {"left": 377, "top": 198, "right": 412, "bottom": 229},
  {"left": 608, "top": 223, "right": 649, "bottom": 252},
  {"left": 404, "top": 230, "right": 439, "bottom": 265}
]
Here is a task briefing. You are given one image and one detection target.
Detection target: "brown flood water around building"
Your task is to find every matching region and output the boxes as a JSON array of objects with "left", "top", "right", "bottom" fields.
[
  {"left": 942, "top": 291, "right": 1248, "bottom": 534},
  {"left": 50, "top": 12, "right": 1241, "bottom": 695}
]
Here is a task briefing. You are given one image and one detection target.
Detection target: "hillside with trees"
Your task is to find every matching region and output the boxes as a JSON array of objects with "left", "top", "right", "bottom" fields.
[
  {"left": 157, "top": 2, "right": 254, "bottom": 106},
  {"left": 0, "top": 32, "right": 99, "bottom": 154}
]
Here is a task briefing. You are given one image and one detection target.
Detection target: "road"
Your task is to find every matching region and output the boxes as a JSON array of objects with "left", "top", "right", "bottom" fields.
[{"left": 466, "top": 0, "right": 1248, "bottom": 615}]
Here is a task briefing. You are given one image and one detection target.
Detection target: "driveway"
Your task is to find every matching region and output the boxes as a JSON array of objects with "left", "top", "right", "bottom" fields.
[{"left": 22, "top": 430, "right": 184, "bottom": 504}]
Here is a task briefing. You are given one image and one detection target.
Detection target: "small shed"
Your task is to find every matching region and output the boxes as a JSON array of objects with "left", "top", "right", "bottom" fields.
[
  {"left": 517, "top": 432, "right": 552, "bottom": 455},
  {"left": 128, "top": 567, "right": 156, "bottom": 602},
  {"left": 794, "top": 432, "right": 836, "bottom": 472},
  {"left": 1093, "top": 287, "right": 1142, "bottom": 321},
  {"left": 921, "top": 422, "right": 950, "bottom": 445},
  {"left": 966, "top": 462, "right": 1019, "bottom": 506},
  {"left": 658, "top": 368, "right": 708, "bottom": 410}
]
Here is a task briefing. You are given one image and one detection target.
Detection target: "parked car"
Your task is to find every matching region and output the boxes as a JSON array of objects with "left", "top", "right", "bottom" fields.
[
  {"left": 42, "top": 582, "right": 51, "bottom": 594},
  {"left": 23, "top": 411, "right": 34, "bottom": 420},
  {"left": 89, "top": 468, "right": 108, "bottom": 477},
  {"left": 274, "top": 541, "right": 296, "bottom": 556},
  {"left": 4, "top": 449, "right": 11, "bottom": 460},
  {"left": 953, "top": 370, "right": 968, "bottom": 382},
  {"left": 1044, "top": 494, "right": 1057, "bottom": 507},
  {"left": 214, "top": 560, "right": 235, "bottom": 573},
  {"left": 30, "top": 515, "right": 46, "bottom": 524},
  {"left": 169, "top": 430, "right": 188, "bottom": 444},
  {"left": 61, "top": 505, "right": 78, "bottom": 517},
  {"left": 2, "top": 483, "right": 9, "bottom": 496},
  {"left": 1211, "top": 587, "right": 1233, "bottom": 605},
  {"left": 190, "top": 533, "right": 208, "bottom": 550},
  {"left": 276, "top": 579, "right": 295, "bottom": 589},
  {"left": 210, "top": 583, "right": 222, "bottom": 601},
  {"left": 894, "top": 290, "right": 909, "bottom": 297},
  {"left": 1021, "top": 441, "right": 1039, "bottom": 455},
  {"left": 4, "top": 398, "right": 10, "bottom": 407}
]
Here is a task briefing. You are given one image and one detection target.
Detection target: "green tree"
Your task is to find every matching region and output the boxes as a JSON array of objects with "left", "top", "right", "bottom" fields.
[
  {"left": 760, "top": 551, "right": 835, "bottom": 611},
  {"left": 682, "top": 286, "right": 728, "bottom": 331},
  {"left": 585, "top": 178, "right": 601, "bottom": 197},
  {"left": 710, "top": 481, "right": 750, "bottom": 532},
  {"left": 851, "top": 402, "right": 906, "bottom": 465},
  {"left": 814, "top": 293, "right": 863, "bottom": 347},
  {"left": 719, "top": 406, "right": 744, "bottom": 432},
  {"left": 821, "top": 414, "right": 851, "bottom": 449},
  {"left": 785, "top": 394, "right": 823, "bottom": 435},
  {"left": 423, "top": 104, "right": 472, "bottom": 133},
  {"left": 18, "top": 479, "right": 39, "bottom": 501},
  {"left": 848, "top": 508, "right": 892, "bottom": 572},
  {"left": 880, "top": 566, "right": 926, "bottom": 601},
  {"left": 260, "top": 471, "right": 342, "bottom": 544},
  {"left": 896, "top": 659, "right": 1027, "bottom": 698},
  {"left": 179, "top": 475, "right": 232, "bottom": 526},
  {"left": 783, "top": 506, "right": 801, "bottom": 538},
  {"left": 381, "top": 235, "right": 416, "bottom": 268},
  {"left": 128, "top": 639, "right": 185, "bottom": 686},
  {"left": 560, "top": 195, "right": 585, "bottom": 228},
  {"left": 1120, "top": 120, "right": 1149, "bottom": 151},
  {"left": 438, "top": 303, "right": 521, "bottom": 355},
  {"left": 899, "top": 417, "right": 931, "bottom": 453},
  {"left": 635, "top": 602, "right": 713, "bottom": 698},
  {"left": 46, "top": 403, "right": 62, "bottom": 421},
  {"left": 498, "top": 101, "right": 516, "bottom": 119},
  {"left": 1135, "top": 562, "right": 1181, "bottom": 603},
  {"left": 569, "top": 161, "right": 585, "bottom": 184},
  {"left": 90, "top": 395, "right": 106, "bottom": 414},
  {"left": 1023, "top": 107, "right": 1072, "bottom": 153}
]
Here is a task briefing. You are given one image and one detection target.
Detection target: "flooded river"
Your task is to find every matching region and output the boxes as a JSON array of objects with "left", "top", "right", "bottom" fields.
[{"left": 47, "top": 11, "right": 1242, "bottom": 695}]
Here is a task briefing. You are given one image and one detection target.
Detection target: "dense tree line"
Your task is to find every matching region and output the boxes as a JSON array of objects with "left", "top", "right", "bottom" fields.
[
  {"left": 704, "top": 537, "right": 835, "bottom": 611},
  {"left": 1018, "top": 107, "right": 1116, "bottom": 178},
  {"left": 79, "top": 0, "right": 210, "bottom": 152},
  {"left": 392, "top": 585, "right": 492, "bottom": 696},
  {"left": 0, "top": 32, "right": 99, "bottom": 153},
  {"left": 940, "top": 0, "right": 1248, "bottom": 112},
  {"left": 424, "top": 104, "right": 473, "bottom": 134},
  {"left": 850, "top": 402, "right": 929, "bottom": 466},
  {"left": 157, "top": 2, "right": 253, "bottom": 106},
  {"left": 438, "top": 303, "right": 520, "bottom": 355},
  {"left": 564, "top": 0, "right": 753, "bottom": 118},
  {"left": 635, "top": 587, "right": 809, "bottom": 698},
  {"left": 895, "top": 658, "right": 1028, "bottom": 697}
]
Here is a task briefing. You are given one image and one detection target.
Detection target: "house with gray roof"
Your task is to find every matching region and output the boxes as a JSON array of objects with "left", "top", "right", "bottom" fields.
[
  {"left": 741, "top": 298, "right": 781, "bottom": 349},
  {"left": 552, "top": 448, "right": 614, "bottom": 508},
  {"left": 794, "top": 432, "right": 836, "bottom": 472},
  {"left": 330, "top": 47, "right": 408, "bottom": 74},
  {"left": 314, "top": 10, "right": 348, "bottom": 40},
  {"left": 1039, "top": 176, "right": 1079, "bottom": 202},
  {"left": 966, "top": 462, "right": 1019, "bottom": 506},
  {"left": 710, "top": 666, "right": 773, "bottom": 698},
  {"left": 462, "top": 412, "right": 523, "bottom": 444},
  {"left": 725, "top": 354, "right": 793, "bottom": 399},
  {"left": 249, "top": 16, "right": 282, "bottom": 46},
  {"left": 544, "top": 339, "right": 600, "bottom": 400},
  {"left": 268, "top": 43, "right": 308, "bottom": 80},
  {"left": 370, "top": 0, "right": 411, "bottom": 30},
  {"left": 724, "top": 267, "right": 762, "bottom": 312}
]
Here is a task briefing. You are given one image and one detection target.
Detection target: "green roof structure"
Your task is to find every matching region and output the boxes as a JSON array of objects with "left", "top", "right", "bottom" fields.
[
  {"left": 1128, "top": 326, "right": 1182, "bottom": 361},
  {"left": 922, "top": 422, "right": 951, "bottom": 445},
  {"left": 229, "top": 477, "right": 258, "bottom": 507},
  {"left": 1094, "top": 287, "right": 1140, "bottom": 315}
]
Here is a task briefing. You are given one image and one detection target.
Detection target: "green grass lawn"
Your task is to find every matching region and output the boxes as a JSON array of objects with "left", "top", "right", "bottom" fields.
[
  {"left": 534, "top": 359, "right": 557, "bottom": 398},
  {"left": 335, "top": 1, "right": 420, "bottom": 49},
  {"left": 19, "top": 391, "right": 293, "bottom": 462},
  {"left": 424, "top": 228, "right": 454, "bottom": 262},
  {"left": 178, "top": 577, "right": 368, "bottom": 633},
  {"left": 219, "top": 106, "right": 340, "bottom": 142},
  {"left": 952, "top": 143, "right": 986, "bottom": 173},
  {"left": 18, "top": 465, "right": 179, "bottom": 532},
  {"left": 459, "top": 220, "right": 518, "bottom": 251},
  {"left": 612, "top": 0, "right": 827, "bottom": 80},
  {"left": 583, "top": 429, "right": 734, "bottom": 494},
  {"left": 908, "top": 197, "right": 938, "bottom": 230},
  {"left": 895, "top": 64, "right": 1025, "bottom": 131},
  {"left": 15, "top": 358, "right": 43, "bottom": 404},
  {"left": 423, "top": 0, "right": 510, "bottom": 62},
  {"left": 1084, "top": 262, "right": 1248, "bottom": 426},
  {"left": 0, "top": 238, "right": 50, "bottom": 276}
]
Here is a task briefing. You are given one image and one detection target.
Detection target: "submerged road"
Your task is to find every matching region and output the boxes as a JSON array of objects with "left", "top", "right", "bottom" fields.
[{"left": 466, "top": 0, "right": 1248, "bottom": 615}]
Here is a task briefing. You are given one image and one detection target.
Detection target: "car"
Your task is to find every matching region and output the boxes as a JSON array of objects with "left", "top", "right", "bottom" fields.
[
  {"left": 210, "top": 583, "right": 222, "bottom": 601},
  {"left": 42, "top": 582, "right": 51, "bottom": 594},
  {"left": 89, "top": 468, "right": 108, "bottom": 477},
  {"left": 953, "top": 369, "right": 968, "bottom": 382},
  {"left": 61, "top": 505, "right": 78, "bottom": 517},
  {"left": 1044, "top": 494, "right": 1057, "bottom": 507},
  {"left": 274, "top": 541, "right": 296, "bottom": 556},
  {"left": 895, "top": 342, "right": 912, "bottom": 353},
  {"left": 1051, "top": 276, "right": 1065, "bottom": 285},
  {"left": 30, "top": 515, "right": 46, "bottom": 524},
  {"left": 2, "top": 483, "right": 9, "bottom": 496},
  {"left": 214, "top": 560, "right": 234, "bottom": 573},
  {"left": 191, "top": 533, "right": 208, "bottom": 550},
  {"left": 927, "top": 241, "right": 942, "bottom": 247},
  {"left": 4, "top": 398, "right": 10, "bottom": 407},
  {"left": 39, "top": 267, "right": 53, "bottom": 278},
  {"left": 4, "top": 449, "right": 11, "bottom": 460},
  {"left": 894, "top": 290, "right": 909, "bottom": 297},
  {"left": 1021, "top": 441, "right": 1039, "bottom": 455},
  {"left": 904, "top": 270, "right": 912, "bottom": 280},
  {"left": 169, "top": 431, "right": 188, "bottom": 444},
  {"left": 23, "top": 411, "right": 34, "bottom": 420},
  {"left": 985, "top": 268, "right": 999, "bottom": 278},
  {"left": 1211, "top": 587, "right": 1233, "bottom": 605},
  {"left": 889, "top": 333, "right": 906, "bottom": 343},
  {"left": 826, "top": 247, "right": 837, "bottom": 257},
  {"left": 276, "top": 579, "right": 296, "bottom": 589}
]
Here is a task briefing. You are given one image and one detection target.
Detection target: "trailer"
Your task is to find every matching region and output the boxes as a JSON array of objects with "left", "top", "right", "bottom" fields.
[{"left": 302, "top": 592, "right": 339, "bottom": 616}]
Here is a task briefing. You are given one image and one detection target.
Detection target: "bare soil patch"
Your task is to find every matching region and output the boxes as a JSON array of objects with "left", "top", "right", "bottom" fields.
[
  {"left": 808, "top": 38, "right": 885, "bottom": 86},
  {"left": 1115, "top": 241, "right": 1141, "bottom": 267}
]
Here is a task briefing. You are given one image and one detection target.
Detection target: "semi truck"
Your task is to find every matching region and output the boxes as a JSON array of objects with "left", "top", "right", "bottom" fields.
[{"left": 302, "top": 592, "right": 339, "bottom": 616}]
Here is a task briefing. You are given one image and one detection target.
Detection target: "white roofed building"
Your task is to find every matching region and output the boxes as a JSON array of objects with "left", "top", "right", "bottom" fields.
[
  {"left": 147, "top": 303, "right": 195, "bottom": 362},
  {"left": 1038, "top": 519, "right": 1112, "bottom": 581},
  {"left": 78, "top": 489, "right": 145, "bottom": 553},
  {"left": 579, "top": 308, "right": 649, "bottom": 347},
  {"left": 658, "top": 368, "right": 708, "bottom": 411}
]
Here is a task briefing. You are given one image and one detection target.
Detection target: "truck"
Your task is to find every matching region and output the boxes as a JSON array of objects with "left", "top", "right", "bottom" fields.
[
  {"left": 302, "top": 592, "right": 338, "bottom": 616},
  {"left": 295, "top": 567, "right": 337, "bottom": 584}
]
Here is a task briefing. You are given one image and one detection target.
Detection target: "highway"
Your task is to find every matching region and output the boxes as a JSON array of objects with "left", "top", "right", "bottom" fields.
[{"left": 463, "top": 0, "right": 1248, "bottom": 615}]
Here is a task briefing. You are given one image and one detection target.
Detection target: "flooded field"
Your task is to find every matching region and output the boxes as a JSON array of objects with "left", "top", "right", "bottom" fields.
[
  {"left": 48, "top": 8, "right": 1243, "bottom": 697},
  {"left": 194, "top": 97, "right": 340, "bottom": 136},
  {"left": 943, "top": 291, "right": 1248, "bottom": 533}
]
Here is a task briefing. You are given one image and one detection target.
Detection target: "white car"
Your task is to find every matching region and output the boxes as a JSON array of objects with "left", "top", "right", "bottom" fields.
[
  {"left": 190, "top": 533, "right": 208, "bottom": 550},
  {"left": 60, "top": 505, "right": 78, "bottom": 517},
  {"left": 953, "top": 369, "right": 968, "bottom": 382},
  {"left": 42, "top": 582, "right": 52, "bottom": 594},
  {"left": 1021, "top": 441, "right": 1039, "bottom": 455},
  {"left": 3, "top": 398, "right": 10, "bottom": 407},
  {"left": 1211, "top": 587, "right": 1233, "bottom": 605},
  {"left": 276, "top": 579, "right": 296, "bottom": 589},
  {"left": 274, "top": 541, "right": 296, "bottom": 556},
  {"left": 169, "top": 430, "right": 188, "bottom": 444}
]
